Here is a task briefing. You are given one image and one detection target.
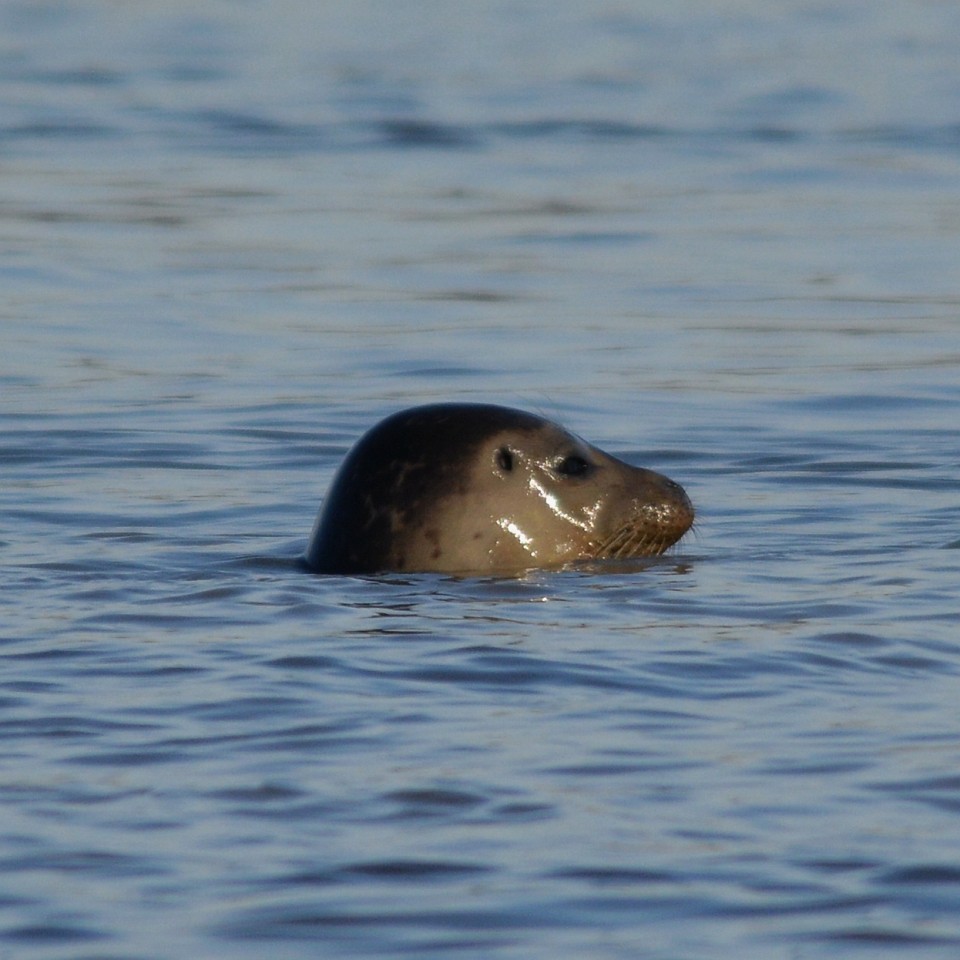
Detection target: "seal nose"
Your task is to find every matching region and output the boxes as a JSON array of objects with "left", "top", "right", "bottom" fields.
[
  {"left": 659, "top": 475, "right": 694, "bottom": 528},
  {"left": 669, "top": 477, "right": 694, "bottom": 515},
  {"left": 632, "top": 469, "right": 695, "bottom": 546}
]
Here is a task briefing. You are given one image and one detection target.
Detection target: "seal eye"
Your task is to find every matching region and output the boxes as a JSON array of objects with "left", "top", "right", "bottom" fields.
[
  {"left": 555, "top": 455, "right": 592, "bottom": 478},
  {"left": 496, "top": 447, "right": 514, "bottom": 472}
]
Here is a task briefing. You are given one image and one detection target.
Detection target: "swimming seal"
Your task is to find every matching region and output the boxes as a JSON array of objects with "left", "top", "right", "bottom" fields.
[{"left": 305, "top": 403, "right": 694, "bottom": 575}]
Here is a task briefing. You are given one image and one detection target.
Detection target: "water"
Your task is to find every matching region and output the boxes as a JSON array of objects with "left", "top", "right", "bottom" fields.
[{"left": 4, "top": 1, "right": 960, "bottom": 957}]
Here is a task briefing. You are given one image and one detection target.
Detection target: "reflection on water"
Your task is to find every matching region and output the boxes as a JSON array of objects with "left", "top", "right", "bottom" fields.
[{"left": 4, "top": 1, "right": 960, "bottom": 958}]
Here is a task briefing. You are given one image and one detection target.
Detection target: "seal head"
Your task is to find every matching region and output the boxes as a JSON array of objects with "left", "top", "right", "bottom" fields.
[{"left": 305, "top": 403, "right": 694, "bottom": 575}]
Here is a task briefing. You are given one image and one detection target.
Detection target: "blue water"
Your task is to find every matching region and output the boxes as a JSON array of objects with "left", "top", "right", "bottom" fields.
[{"left": 4, "top": 2, "right": 960, "bottom": 958}]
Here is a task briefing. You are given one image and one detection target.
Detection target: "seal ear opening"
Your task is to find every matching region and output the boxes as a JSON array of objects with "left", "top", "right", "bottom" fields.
[{"left": 496, "top": 447, "right": 514, "bottom": 472}]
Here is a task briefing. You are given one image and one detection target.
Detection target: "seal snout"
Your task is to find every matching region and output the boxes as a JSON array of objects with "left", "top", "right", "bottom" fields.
[
  {"left": 592, "top": 467, "right": 694, "bottom": 560},
  {"left": 661, "top": 477, "right": 695, "bottom": 532}
]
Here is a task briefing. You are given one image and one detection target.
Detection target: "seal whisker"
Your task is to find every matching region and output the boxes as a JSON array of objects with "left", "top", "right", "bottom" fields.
[{"left": 592, "top": 520, "right": 679, "bottom": 559}]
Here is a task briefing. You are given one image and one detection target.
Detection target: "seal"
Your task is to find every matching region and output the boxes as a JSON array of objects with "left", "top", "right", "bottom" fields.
[{"left": 304, "top": 403, "right": 694, "bottom": 575}]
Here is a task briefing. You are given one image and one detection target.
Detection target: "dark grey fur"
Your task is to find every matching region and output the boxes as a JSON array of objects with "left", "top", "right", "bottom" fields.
[{"left": 305, "top": 404, "right": 541, "bottom": 573}]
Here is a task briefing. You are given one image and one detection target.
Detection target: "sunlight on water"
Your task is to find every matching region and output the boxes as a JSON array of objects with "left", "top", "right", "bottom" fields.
[{"left": 3, "top": 1, "right": 960, "bottom": 958}]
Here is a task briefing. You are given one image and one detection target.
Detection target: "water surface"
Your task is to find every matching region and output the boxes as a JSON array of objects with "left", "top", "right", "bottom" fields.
[{"left": 4, "top": 2, "right": 960, "bottom": 958}]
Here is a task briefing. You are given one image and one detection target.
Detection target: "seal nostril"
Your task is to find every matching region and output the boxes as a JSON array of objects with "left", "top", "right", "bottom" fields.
[{"left": 496, "top": 447, "right": 514, "bottom": 472}]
